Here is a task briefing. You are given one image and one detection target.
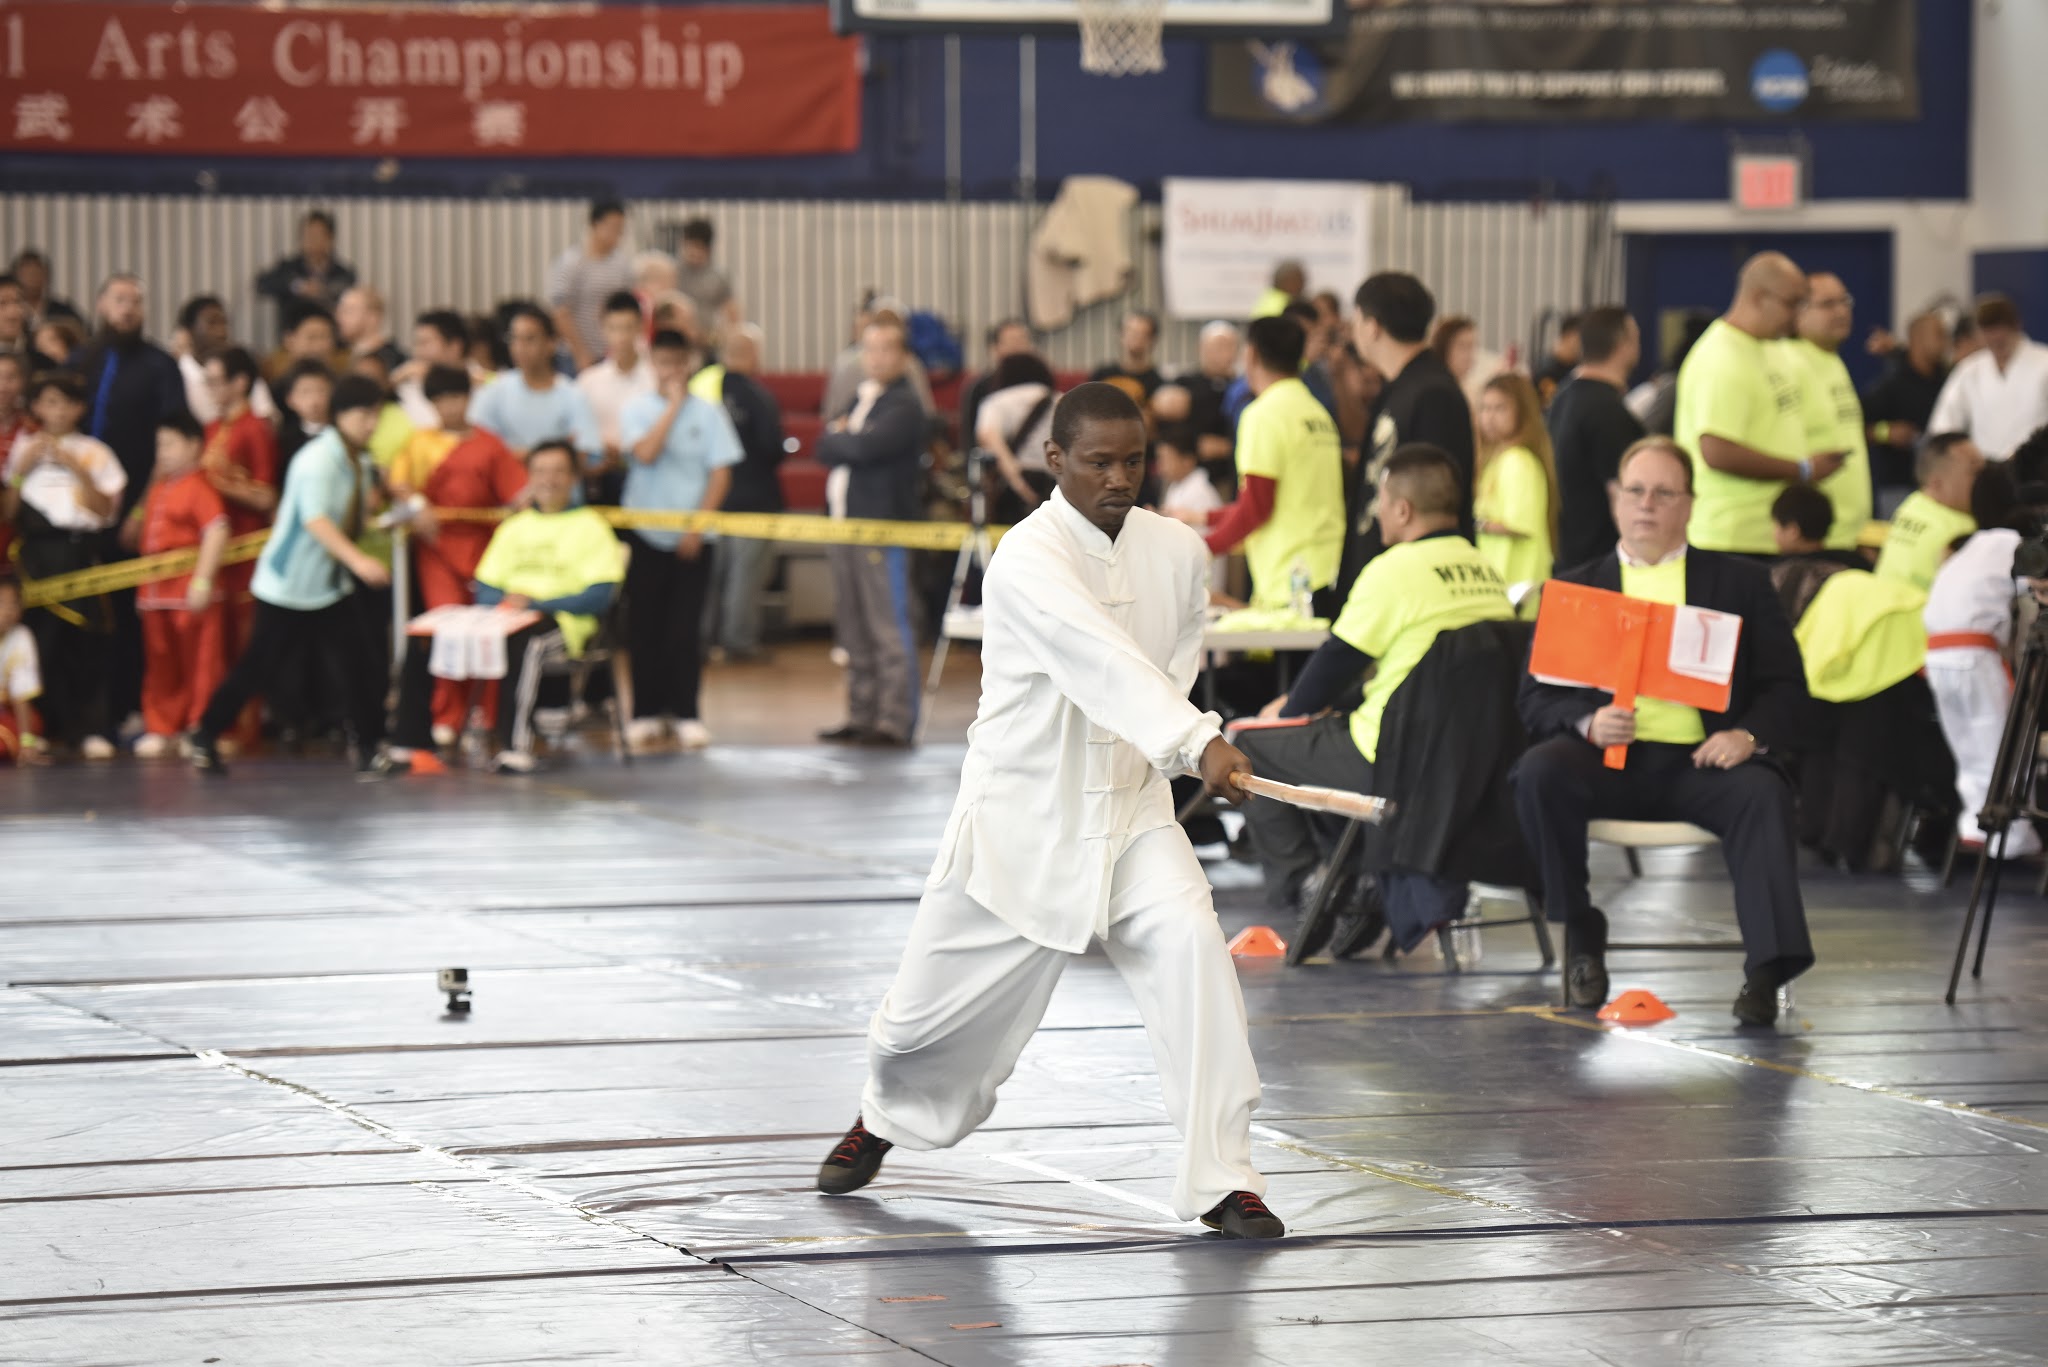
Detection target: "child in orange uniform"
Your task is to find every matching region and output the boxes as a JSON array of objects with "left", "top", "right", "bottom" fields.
[
  {"left": 130, "top": 413, "right": 231, "bottom": 757},
  {"left": 391, "top": 365, "right": 530, "bottom": 742}
]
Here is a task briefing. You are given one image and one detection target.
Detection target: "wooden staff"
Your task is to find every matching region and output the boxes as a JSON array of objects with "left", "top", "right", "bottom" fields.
[{"left": 1229, "top": 773, "right": 1393, "bottom": 824}]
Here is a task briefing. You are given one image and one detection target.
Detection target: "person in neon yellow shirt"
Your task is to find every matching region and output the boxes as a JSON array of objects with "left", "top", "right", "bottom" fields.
[
  {"left": 1675, "top": 252, "right": 1846, "bottom": 554},
  {"left": 1474, "top": 373, "right": 1558, "bottom": 593},
  {"left": 1251, "top": 261, "right": 1306, "bottom": 320},
  {"left": 1199, "top": 315, "right": 1344, "bottom": 615},
  {"left": 1783, "top": 272, "right": 1872, "bottom": 550},
  {"left": 1876, "top": 432, "right": 1981, "bottom": 591},
  {"left": 1233, "top": 444, "right": 1514, "bottom": 916},
  {"left": 387, "top": 439, "right": 622, "bottom": 775},
  {"left": 1514, "top": 437, "right": 1814, "bottom": 1028}
]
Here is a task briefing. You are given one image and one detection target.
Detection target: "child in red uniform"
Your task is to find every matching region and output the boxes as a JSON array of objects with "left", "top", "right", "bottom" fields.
[
  {"left": 202, "top": 347, "right": 280, "bottom": 745},
  {"left": 130, "top": 413, "right": 231, "bottom": 757},
  {"left": 390, "top": 365, "right": 530, "bottom": 742}
]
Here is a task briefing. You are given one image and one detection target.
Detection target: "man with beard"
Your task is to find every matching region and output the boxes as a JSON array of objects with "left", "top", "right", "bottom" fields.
[{"left": 73, "top": 274, "right": 187, "bottom": 728}]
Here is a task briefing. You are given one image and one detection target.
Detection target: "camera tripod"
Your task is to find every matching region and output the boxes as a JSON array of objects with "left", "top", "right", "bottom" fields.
[{"left": 1945, "top": 613, "right": 2048, "bottom": 1004}]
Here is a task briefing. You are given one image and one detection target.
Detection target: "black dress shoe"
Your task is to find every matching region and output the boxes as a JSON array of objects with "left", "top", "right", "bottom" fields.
[
  {"left": 1564, "top": 906, "right": 1610, "bottom": 1010},
  {"left": 817, "top": 1116, "right": 893, "bottom": 1195},
  {"left": 817, "top": 724, "right": 871, "bottom": 743},
  {"left": 1732, "top": 977, "right": 1781, "bottom": 1027},
  {"left": 1201, "top": 1190, "right": 1286, "bottom": 1240},
  {"left": 858, "top": 729, "right": 914, "bottom": 749}
]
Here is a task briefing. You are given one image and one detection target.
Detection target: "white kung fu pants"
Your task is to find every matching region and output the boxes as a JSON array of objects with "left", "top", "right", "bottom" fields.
[
  {"left": 1927, "top": 645, "right": 2043, "bottom": 856},
  {"left": 860, "top": 825, "right": 1266, "bottom": 1222}
]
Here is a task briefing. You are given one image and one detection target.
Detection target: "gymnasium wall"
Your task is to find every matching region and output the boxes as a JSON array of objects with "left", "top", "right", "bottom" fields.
[
  {"left": 0, "top": 3, "right": 1970, "bottom": 204},
  {"left": 0, "top": 189, "right": 1621, "bottom": 369}
]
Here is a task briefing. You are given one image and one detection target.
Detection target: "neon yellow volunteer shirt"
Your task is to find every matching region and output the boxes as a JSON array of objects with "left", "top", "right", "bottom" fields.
[
  {"left": 1618, "top": 557, "right": 1707, "bottom": 744},
  {"left": 1251, "top": 288, "right": 1292, "bottom": 319},
  {"left": 689, "top": 363, "right": 726, "bottom": 406},
  {"left": 1875, "top": 490, "right": 1975, "bottom": 592},
  {"left": 1475, "top": 445, "right": 1554, "bottom": 589},
  {"left": 1674, "top": 319, "right": 1807, "bottom": 554},
  {"left": 473, "top": 506, "right": 624, "bottom": 657},
  {"left": 1234, "top": 375, "right": 1345, "bottom": 612},
  {"left": 1333, "top": 533, "right": 1514, "bottom": 762},
  {"left": 1784, "top": 338, "right": 1872, "bottom": 551}
]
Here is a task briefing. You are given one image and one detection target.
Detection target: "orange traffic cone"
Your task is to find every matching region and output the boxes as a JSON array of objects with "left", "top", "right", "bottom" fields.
[
  {"left": 409, "top": 750, "right": 450, "bottom": 776},
  {"left": 1227, "top": 925, "right": 1288, "bottom": 958},
  {"left": 1598, "top": 989, "right": 1675, "bottom": 1025}
]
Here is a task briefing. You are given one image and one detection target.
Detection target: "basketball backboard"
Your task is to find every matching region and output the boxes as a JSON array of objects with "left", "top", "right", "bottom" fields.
[{"left": 828, "top": 0, "right": 1343, "bottom": 39}]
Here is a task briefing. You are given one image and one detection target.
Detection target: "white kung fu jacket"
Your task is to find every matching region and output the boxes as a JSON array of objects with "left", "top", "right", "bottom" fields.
[{"left": 929, "top": 488, "right": 1224, "bottom": 953}]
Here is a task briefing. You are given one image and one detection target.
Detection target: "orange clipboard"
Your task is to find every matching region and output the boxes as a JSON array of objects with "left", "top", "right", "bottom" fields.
[{"left": 1528, "top": 580, "right": 1740, "bottom": 769}]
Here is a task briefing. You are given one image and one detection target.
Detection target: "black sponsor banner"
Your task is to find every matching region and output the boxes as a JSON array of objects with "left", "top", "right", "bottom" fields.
[{"left": 1208, "top": 2, "right": 1917, "bottom": 126}]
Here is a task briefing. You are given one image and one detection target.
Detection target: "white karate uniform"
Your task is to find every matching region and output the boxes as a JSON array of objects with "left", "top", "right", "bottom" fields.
[
  {"left": 862, "top": 489, "right": 1265, "bottom": 1221},
  {"left": 1927, "top": 338, "right": 2048, "bottom": 461},
  {"left": 1924, "top": 528, "right": 2040, "bottom": 855}
]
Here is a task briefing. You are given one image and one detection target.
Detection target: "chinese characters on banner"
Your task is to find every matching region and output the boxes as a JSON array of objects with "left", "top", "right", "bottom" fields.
[{"left": 0, "top": 3, "right": 862, "bottom": 157}]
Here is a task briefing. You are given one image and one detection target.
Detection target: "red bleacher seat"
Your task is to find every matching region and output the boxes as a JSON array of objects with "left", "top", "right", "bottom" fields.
[
  {"left": 783, "top": 413, "right": 824, "bottom": 461},
  {"left": 1053, "top": 370, "right": 1090, "bottom": 393},
  {"left": 779, "top": 459, "right": 830, "bottom": 513},
  {"left": 929, "top": 371, "right": 965, "bottom": 420},
  {"left": 762, "top": 372, "right": 828, "bottom": 417}
]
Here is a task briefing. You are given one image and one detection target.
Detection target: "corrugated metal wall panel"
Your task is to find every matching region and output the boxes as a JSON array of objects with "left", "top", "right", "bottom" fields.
[{"left": 1, "top": 190, "right": 1617, "bottom": 376}]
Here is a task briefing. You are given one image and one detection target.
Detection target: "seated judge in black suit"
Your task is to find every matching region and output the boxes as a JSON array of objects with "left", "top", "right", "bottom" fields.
[{"left": 1514, "top": 436, "right": 1814, "bottom": 1027}]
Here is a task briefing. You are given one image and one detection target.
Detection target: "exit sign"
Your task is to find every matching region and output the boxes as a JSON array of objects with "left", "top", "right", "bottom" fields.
[{"left": 1733, "top": 153, "right": 1805, "bottom": 211}]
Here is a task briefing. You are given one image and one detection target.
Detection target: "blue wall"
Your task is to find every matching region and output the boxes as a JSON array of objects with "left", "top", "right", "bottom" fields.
[{"left": 0, "top": 2, "right": 1969, "bottom": 204}]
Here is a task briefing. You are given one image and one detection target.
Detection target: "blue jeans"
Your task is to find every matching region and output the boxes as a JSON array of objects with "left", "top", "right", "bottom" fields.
[{"left": 707, "top": 535, "right": 775, "bottom": 655}]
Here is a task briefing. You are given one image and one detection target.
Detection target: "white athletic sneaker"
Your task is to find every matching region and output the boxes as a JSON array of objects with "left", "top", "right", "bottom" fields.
[
  {"left": 80, "top": 736, "right": 117, "bottom": 761},
  {"left": 626, "top": 717, "right": 670, "bottom": 752},
  {"left": 673, "top": 719, "right": 711, "bottom": 751},
  {"left": 491, "top": 749, "right": 538, "bottom": 774},
  {"left": 132, "top": 733, "right": 175, "bottom": 759}
]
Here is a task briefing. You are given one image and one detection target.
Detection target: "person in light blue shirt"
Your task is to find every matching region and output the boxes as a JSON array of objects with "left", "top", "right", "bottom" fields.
[
  {"left": 191, "top": 376, "right": 390, "bottom": 775},
  {"left": 470, "top": 304, "right": 602, "bottom": 462},
  {"left": 616, "top": 329, "right": 742, "bottom": 751}
]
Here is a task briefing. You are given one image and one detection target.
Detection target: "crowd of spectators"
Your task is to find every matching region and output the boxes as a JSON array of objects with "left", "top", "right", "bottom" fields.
[{"left": 6, "top": 211, "right": 2048, "bottom": 974}]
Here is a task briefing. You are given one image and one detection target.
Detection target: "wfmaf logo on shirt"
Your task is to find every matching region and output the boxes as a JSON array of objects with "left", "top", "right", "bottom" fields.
[{"left": 1749, "top": 49, "right": 1810, "bottom": 113}]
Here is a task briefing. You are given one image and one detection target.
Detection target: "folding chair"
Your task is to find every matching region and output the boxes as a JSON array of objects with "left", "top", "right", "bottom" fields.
[
  {"left": 1289, "top": 817, "right": 1555, "bottom": 971},
  {"left": 507, "top": 558, "right": 633, "bottom": 765},
  {"left": 1573, "top": 819, "right": 1791, "bottom": 1010}
]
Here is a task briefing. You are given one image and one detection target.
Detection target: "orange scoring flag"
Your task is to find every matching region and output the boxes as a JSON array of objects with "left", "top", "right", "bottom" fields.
[{"left": 1529, "top": 580, "right": 1743, "bottom": 770}]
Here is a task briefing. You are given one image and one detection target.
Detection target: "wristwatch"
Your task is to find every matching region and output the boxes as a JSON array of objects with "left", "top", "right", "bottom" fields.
[
  {"left": 1736, "top": 727, "right": 1763, "bottom": 754},
  {"left": 1797, "top": 459, "right": 1813, "bottom": 483}
]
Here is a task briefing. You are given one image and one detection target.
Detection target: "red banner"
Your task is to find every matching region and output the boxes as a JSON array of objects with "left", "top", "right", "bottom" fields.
[{"left": 0, "top": 2, "right": 862, "bottom": 158}]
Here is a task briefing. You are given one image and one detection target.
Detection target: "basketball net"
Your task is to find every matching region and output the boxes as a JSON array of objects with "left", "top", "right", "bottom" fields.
[{"left": 1077, "top": 0, "right": 1166, "bottom": 76}]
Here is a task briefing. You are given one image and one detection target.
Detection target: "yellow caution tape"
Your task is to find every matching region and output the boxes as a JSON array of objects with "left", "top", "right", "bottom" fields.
[{"left": 17, "top": 510, "right": 998, "bottom": 609}]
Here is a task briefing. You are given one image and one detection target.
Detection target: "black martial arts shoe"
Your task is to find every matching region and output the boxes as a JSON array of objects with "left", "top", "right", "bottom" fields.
[
  {"left": 1563, "top": 907, "right": 1610, "bottom": 1011},
  {"left": 817, "top": 1117, "right": 893, "bottom": 1195},
  {"left": 817, "top": 723, "right": 871, "bottom": 744},
  {"left": 189, "top": 734, "right": 228, "bottom": 777},
  {"left": 1732, "top": 976, "right": 1781, "bottom": 1028},
  {"left": 1201, "top": 1191, "right": 1286, "bottom": 1240}
]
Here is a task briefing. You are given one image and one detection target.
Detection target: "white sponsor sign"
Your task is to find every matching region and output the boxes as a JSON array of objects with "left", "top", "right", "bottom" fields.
[{"left": 1162, "top": 177, "right": 1371, "bottom": 320}]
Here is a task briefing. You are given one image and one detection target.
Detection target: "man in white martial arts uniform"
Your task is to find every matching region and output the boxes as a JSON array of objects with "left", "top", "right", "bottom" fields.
[
  {"left": 816, "top": 383, "right": 1285, "bottom": 1240},
  {"left": 1925, "top": 463, "right": 2042, "bottom": 856}
]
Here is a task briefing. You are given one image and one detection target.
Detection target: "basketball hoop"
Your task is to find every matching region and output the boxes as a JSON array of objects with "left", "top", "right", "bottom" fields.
[{"left": 1077, "top": 0, "right": 1166, "bottom": 76}]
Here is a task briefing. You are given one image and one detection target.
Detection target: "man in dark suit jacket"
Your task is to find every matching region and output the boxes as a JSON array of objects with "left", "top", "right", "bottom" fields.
[
  {"left": 816, "top": 318, "right": 929, "bottom": 747},
  {"left": 1514, "top": 437, "right": 1814, "bottom": 1027}
]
